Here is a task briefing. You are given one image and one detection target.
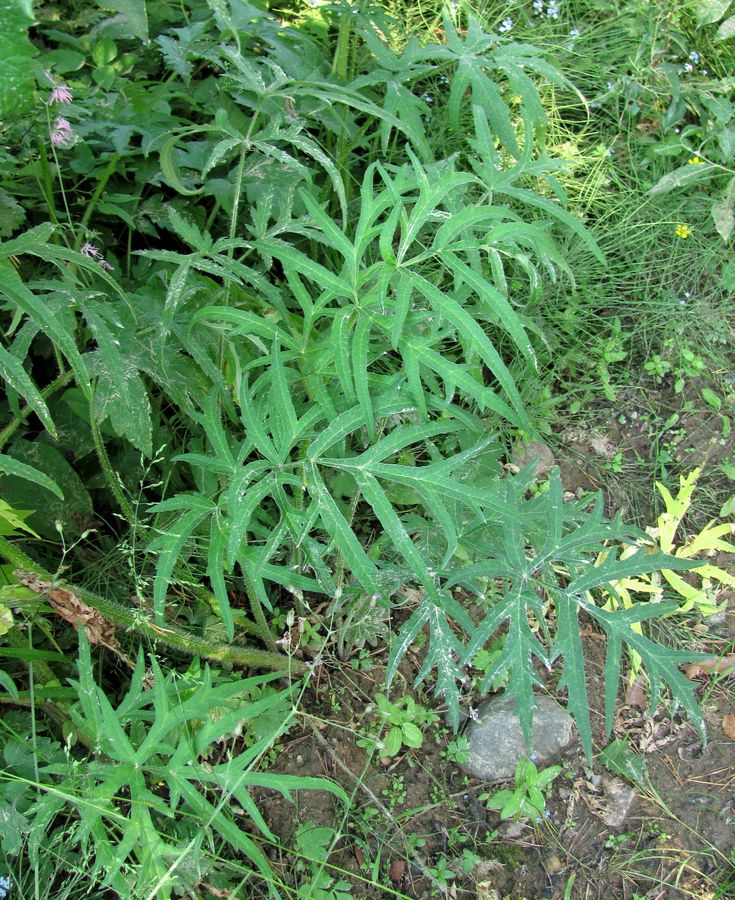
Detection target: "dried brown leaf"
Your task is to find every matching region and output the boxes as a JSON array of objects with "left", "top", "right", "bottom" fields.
[
  {"left": 15, "top": 570, "right": 117, "bottom": 648},
  {"left": 684, "top": 655, "right": 735, "bottom": 679},
  {"left": 625, "top": 677, "right": 648, "bottom": 709},
  {"left": 389, "top": 859, "right": 406, "bottom": 884}
]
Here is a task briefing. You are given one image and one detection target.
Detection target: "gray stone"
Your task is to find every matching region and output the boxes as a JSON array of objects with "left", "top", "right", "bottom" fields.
[
  {"left": 597, "top": 777, "right": 637, "bottom": 827},
  {"left": 510, "top": 441, "right": 555, "bottom": 477},
  {"left": 461, "top": 693, "right": 575, "bottom": 782}
]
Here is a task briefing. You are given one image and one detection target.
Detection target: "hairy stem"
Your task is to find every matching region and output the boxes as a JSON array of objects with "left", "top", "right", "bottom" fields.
[
  {"left": 74, "top": 154, "right": 120, "bottom": 251},
  {"left": 90, "top": 415, "right": 136, "bottom": 525},
  {"left": 241, "top": 567, "right": 279, "bottom": 653},
  {"left": 0, "top": 537, "right": 306, "bottom": 675}
]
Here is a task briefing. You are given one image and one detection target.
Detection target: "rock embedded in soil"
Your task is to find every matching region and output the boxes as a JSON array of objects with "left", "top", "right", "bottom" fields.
[
  {"left": 461, "top": 694, "right": 575, "bottom": 782},
  {"left": 596, "top": 776, "right": 637, "bottom": 827},
  {"left": 510, "top": 440, "right": 555, "bottom": 477}
]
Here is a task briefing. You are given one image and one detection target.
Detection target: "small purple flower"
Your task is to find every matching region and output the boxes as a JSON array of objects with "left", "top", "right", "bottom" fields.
[
  {"left": 306, "top": 659, "right": 323, "bottom": 678},
  {"left": 81, "top": 242, "right": 101, "bottom": 259},
  {"left": 529, "top": 752, "right": 539, "bottom": 762}
]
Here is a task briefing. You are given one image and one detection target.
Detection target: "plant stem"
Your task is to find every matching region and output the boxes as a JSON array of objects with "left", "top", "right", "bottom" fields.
[
  {"left": 241, "top": 567, "right": 279, "bottom": 653},
  {"left": 331, "top": 9, "right": 353, "bottom": 214},
  {"left": 219, "top": 144, "right": 249, "bottom": 370},
  {"left": 74, "top": 154, "right": 120, "bottom": 251},
  {"left": 0, "top": 537, "right": 306, "bottom": 675},
  {"left": 331, "top": 8, "right": 352, "bottom": 80},
  {"left": 90, "top": 415, "right": 136, "bottom": 525},
  {"left": 34, "top": 126, "right": 59, "bottom": 227}
]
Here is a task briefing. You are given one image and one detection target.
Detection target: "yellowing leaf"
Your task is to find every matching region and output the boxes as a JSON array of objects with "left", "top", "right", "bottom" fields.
[
  {"left": 0, "top": 604, "right": 13, "bottom": 635},
  {"left": 653, "top": 469, "right": 701, "bottom": 552},
  {"left": 686, "top": 521, "right": 735, "bottom": 557}
]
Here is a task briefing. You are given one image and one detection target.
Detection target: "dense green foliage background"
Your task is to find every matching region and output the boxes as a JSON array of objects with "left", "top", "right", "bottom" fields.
[{"left": 0, "top": 0, "right": 733, "bottom": 895}]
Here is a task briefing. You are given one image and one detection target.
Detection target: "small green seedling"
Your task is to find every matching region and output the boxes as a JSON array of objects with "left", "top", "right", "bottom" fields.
[
  {"left": 358, "top": 693, "right": 439, "bottom": 758},
  {"left": 482, "top": 757, "right": 561, "bottom": 821},
  {"left": 441, "top": 735, "right": 471, "bottom": 765}
]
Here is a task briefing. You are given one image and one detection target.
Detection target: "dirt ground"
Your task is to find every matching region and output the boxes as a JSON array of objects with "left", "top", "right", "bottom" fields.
[{"left": 252, "top": 613, "right": 734, "bottom": 899}]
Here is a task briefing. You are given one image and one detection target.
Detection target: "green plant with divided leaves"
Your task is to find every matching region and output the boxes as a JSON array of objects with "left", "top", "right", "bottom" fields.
[
  {"left": 3, "top": 629, "right": 346, "bottom": 898},
  {"left": 357, "top": 692, "right": 439, "bottom": 758},
  {"left": 0, "top": 0, "right": 707, "bottom": 775}
]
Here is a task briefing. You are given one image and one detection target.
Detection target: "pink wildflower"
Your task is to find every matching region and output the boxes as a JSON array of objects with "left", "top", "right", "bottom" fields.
[
  {"left": 50, "top": 84, "right": 73, "bottom": 104},
  {"left": 50, "top": 116, "right": 73, "bottom": 146},
  {"left": 81, "top": 242, "right": 113, "bottom": 271},
  {"left": 44, "top": 69, "right": 73, "bottom": 104},
  {"left": 81, "top": 242, "right": 102, "bottom": 259}
]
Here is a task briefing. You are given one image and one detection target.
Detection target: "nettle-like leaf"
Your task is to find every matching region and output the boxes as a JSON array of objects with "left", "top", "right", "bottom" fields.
[
  {"left": 411, "top": 15, "right": 574, "bottom": 160},
  {"left": 0, "top": 0, "right": 36, "bottom": 117},
  {"left": 85, "top": 304, "right": 153, "bottom": 457},
  {"left": 0, "top": 186, "right": 26, "bottom": 237}
]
